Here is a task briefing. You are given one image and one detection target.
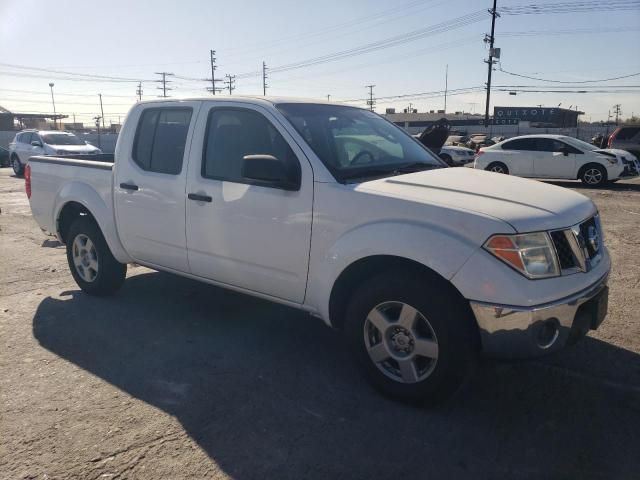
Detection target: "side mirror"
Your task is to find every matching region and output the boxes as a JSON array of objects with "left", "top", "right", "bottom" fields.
[
  {"left": 241, "top": 154, "right": 300, "bottom": 191},
  {"left": 31, "top": 140, "right": 42, "bottom": 147},
  {"left": 559, "top": 146, "right": 570, "bottom": 156}
]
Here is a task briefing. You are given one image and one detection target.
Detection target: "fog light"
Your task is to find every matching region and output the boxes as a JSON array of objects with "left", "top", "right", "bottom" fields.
[{"left": 537, "top": 319, "right": 560, "bottom": 349}]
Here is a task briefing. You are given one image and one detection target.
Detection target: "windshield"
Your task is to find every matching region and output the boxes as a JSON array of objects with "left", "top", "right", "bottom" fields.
[
  {"left": 276, "top": 103, "right": 445, "bottom": 182},
  {"left": 562, "top": 136, "right": 598, "bottom": 152},
  {"left": 41, "top": 133, "right": 85, "bottom": 146}
]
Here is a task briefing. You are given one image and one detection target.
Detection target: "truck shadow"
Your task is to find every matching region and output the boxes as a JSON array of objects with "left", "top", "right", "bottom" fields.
[{"left": 32, "top": 271, "right": 640, "bottom": 479}]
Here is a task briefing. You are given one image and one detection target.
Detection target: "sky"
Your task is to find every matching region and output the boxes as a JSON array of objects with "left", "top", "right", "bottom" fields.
[{"left": 0, "top": 0, "right": 639, "bottom": 126}]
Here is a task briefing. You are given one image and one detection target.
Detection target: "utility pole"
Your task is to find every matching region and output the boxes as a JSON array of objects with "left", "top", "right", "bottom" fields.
[
  {"left": 210, "top": 50, "right": 217, "bottom": 95},
  {"left": 98, "top": 93, "right": 105, "bottom": 129},
  {"left": 365, "top": 84, "right": 376, "bottom": 112},
  {"left": 444, "top": 64, "right": 448, "bottom": 113},
  {"left": 613, "top": 104, "right": 622, "bottom": 125},
  {"left": 136, "top": 82, "right": 143, "bottom": 101},
  {"left": 155, "top": 72, "right": 174, "bottom": 98},
  {"left": 262, "top": 61, "right": 268, "bottom": 96},
  {"left": 48, "top": 82, "right": 57, "bottom": 130},
  {"left": 224, "top": 74, "right": 236, "bottom": 95},
  {"left": 483, "top": 0, "right": 499, "bottom": 127}
]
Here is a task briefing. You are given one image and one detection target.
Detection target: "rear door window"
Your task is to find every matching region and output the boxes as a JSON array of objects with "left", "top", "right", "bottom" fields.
[
  {"left": 133, "top": 108, "right": 193, "bottom": 174},
  {"left": 501, "top": 138, "right": 537, "bottom": 151}
]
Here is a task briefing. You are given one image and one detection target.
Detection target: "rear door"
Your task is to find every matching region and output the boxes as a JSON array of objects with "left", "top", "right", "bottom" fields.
[
  {"left": 533, "top": 138, "right": 578, "bottom": 178},
  {"left": 184, "top": 102, "right": 313, "bottom": 303},
  {"left": 114, "top": 102, "right": 200, "bottom": 272},
  {"left": 498, "top": 138, "right": 537, "bottom": 176}
]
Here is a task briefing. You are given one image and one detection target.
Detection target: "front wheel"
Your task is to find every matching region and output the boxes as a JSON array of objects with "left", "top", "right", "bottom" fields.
[
  {"left": 580, "top": 165, "right": 607, "bottom": 187},
  {"left": 344, "top": 270, "right": 477, "bottom": 404},
  {"left": 12, "top": 155, "right": 24, "bottom": 176},
  {"left": 66, "top": 217, "right": 126, "bottom": 295}
]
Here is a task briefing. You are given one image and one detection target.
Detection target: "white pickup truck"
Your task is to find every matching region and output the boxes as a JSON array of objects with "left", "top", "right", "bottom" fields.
[{"left": 26, "top": 97, "right": 610, "bottom": 403}]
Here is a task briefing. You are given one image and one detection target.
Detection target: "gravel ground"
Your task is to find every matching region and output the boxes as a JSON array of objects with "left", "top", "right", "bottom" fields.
[{"left": 1, "top": 167, "right": 639, "bottom": 479}]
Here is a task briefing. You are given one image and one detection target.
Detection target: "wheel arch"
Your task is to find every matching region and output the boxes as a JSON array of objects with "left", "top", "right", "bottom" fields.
[
  {"left": 53, "top": 184, "right": 132, "bottom": 263},
  {"left": 328, "top": 255, "right": 474, "bottom": 333}
]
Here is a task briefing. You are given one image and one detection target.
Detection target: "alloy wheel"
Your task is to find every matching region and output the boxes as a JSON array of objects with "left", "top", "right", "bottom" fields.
[
  {"left": 72, "top": 234, "right": 99, "bottom": 282},
  {"left": 363, "top": 301, "right": 439, "bottom": 384},
  {"left": 583, "top": 168, "right": 603, "bottom": 185}
]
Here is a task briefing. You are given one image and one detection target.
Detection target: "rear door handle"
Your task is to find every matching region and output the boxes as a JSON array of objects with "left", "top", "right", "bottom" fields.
[
  {"left": 188, "top": 193, "right": 212, "bottom": 203},
  {"left": 120, "top": 183, "right": 139, "bottom": 191}
]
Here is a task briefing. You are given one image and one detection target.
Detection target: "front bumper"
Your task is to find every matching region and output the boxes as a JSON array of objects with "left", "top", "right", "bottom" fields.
[{"left": 470, "top": 274, "right": 609, "bottom": 358}]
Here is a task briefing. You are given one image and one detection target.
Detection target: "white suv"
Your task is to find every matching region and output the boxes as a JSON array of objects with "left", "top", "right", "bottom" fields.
[
  {"left": 9, "top": 130, "right": 101, "bottom": 176},
  {"left": 473, "top": 134, "right": 639, "bottom": 186}
]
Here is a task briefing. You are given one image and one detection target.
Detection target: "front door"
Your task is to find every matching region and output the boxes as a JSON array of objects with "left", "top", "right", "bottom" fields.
[
  {"left": 185, "top": 103, "right": 313, "bottom": 303},
  {"left": 114, "top": 103, "right": 199, "bottom": 272},
  {"left": 533, "top": 138, "right": 577, "bottom": 178}
]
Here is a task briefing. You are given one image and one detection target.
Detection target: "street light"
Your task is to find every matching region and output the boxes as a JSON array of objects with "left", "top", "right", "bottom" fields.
[{"left": 49, "top": 82, "right": 57, "bottom": 130}]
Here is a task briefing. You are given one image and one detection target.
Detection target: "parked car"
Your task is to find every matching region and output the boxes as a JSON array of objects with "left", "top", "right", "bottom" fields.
[
  {"left": 474, "top": 134, "right": 639, "bottom": 186},
  {"left": 0, "top": 146, "right": 9, "bottom": 167},
  {"left": 438, "top": 145, "right": 476, "bottom": 166},
  {"left": 466, "top": 134, "right": 495, "bottom": 151},
  {"left": 26, "top": 98, "right": 611, "bottom": 404},
  {"left": 9, "top": 130, "right": 102, "bottom": 176},
  {"left": 444, "top": 135, "right": 469, "bottom": 146},
  {"left": 608, "top": 125, "right": 640, "bottom": 158}
]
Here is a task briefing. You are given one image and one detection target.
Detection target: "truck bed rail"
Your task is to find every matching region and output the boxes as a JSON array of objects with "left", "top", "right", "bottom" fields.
[{"left": 28, "top": 154, "right": 114, "bottom": 171}]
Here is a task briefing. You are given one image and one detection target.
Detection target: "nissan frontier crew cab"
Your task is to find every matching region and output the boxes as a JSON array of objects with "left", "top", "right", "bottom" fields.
[{"left": 26, "top": 97, "right": 610, "bottom": 403}]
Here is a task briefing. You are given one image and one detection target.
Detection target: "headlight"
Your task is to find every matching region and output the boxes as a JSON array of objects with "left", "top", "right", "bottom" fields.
[{"left": 484, "top": 232, "right": 560, "bottom": 279}]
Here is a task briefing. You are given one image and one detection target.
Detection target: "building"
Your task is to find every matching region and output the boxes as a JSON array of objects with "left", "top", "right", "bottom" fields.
[{"left": 0, "top": 105, "right": 68, "bottom": 130}]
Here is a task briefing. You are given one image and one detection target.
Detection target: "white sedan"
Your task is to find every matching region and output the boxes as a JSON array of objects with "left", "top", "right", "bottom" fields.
[
  {"left": 473, "top": 134, "right": 639, "bottom": 186},
  {"left": 438, "top": 145, "right": 476, "bottom": 166}
]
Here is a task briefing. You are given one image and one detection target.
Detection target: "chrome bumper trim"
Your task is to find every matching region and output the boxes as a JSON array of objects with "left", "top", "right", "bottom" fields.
[{"left": 470, "top": 274, "right": 609, "bottom": 358}]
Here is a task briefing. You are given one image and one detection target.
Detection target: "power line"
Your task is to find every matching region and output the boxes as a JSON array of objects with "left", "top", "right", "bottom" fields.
[
  {"left": 0, "top": 62, "right": 150, "bottom": 82},
  {"left": 497, "top": 67, "right": 640, "bottom": 83},
  {"left": 499, "top": 0, "right": 640, "bottom": 15},
  {"left": 235, "top": 10, "right": 487, "bottom": 78}
]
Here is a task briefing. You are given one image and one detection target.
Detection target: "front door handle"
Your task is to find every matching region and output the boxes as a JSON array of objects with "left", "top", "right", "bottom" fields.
[
  {"left": 120, "top": 183, "right": 139, "bottom": 191},
  {"left": 188, "top": 193, "right": 212, "bottom": 203}
]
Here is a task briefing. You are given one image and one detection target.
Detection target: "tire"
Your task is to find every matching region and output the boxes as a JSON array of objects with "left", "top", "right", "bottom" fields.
[
  {"left": 580, "top": 164, "right": 607, "bottom": 187},
  {"left": 11, "top": 155, "right": 24, "bottom": 176},
  {"left": 66, "top": 216, "right": 126, "bottom": 295},
  {"left": 344, "top": 269, "right": 477, "bottom": 405},
  {"left": 486, "top": 162, "right": 509, "bottom": 174},
  {"left": 439, "top": 153, "right": 453, "bottom": 166}
]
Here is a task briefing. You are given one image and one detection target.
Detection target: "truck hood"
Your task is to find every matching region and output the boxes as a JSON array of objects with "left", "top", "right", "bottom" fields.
[{"left": 358, "top": 167, "right": 596, "bottom": 232}]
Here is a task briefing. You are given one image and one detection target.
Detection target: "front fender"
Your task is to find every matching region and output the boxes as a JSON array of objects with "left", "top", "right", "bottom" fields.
[
  {"left": 305, "top": 219, "right": 499, "bottom": 323},
  {"left": 53, "top": 182, "right": 132, "bottom": 264}
]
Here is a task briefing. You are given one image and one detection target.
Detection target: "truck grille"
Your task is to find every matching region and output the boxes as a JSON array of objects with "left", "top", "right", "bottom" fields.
[{"left": 550, "top": 215, "right": 603, "bottom": 274}]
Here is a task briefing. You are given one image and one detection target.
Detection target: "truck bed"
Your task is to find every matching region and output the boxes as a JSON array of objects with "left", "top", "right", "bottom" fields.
[{"left": 28, "top": 155, "right": 114, "bottom": 237}]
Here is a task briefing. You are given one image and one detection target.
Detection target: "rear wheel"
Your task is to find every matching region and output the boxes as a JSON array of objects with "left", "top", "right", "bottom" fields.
[
  {"left": 486, "top": 162, "right": 509, "bottom": 174},
  {"left": 66, "top": 217, "right": 126, "bottom": 295},
  {"left": 11, "top": 155, "right": 23, "bottom": 176},
  {"left": 580, "top": 164, "right": 607, "bottom": 187},
  {"left": 344, "top": 270, "right": 477, "bottom": 404}
]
